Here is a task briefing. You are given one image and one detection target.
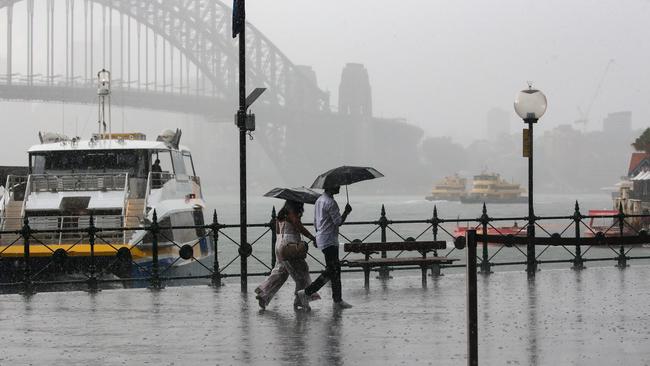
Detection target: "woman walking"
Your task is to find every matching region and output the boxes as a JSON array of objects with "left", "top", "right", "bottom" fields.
[{"left": 255, "top": 200, "right": 320, "bottom": 310}]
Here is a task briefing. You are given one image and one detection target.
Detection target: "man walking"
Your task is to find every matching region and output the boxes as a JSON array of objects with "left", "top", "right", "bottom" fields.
[{"left": 296, "top": 184, "right": 353, "bottom": 309}]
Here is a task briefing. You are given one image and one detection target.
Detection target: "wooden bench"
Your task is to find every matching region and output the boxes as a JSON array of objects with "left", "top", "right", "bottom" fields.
[{"left": 342, "top": 240, "right": 458, "bottom": 288}]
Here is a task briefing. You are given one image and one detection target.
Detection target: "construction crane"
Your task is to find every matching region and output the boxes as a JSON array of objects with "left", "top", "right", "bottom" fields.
[{"left": 574, "top": 59, "right": 615, "bottom": 126}]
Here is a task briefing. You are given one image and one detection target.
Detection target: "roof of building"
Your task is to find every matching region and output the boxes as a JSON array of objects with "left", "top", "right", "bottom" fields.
[
  {"left": 632, "top": 171, "right": 650, "bottom": 181},
  {"left": 628, "top": 152, "right": 650, "bottom": 175}
]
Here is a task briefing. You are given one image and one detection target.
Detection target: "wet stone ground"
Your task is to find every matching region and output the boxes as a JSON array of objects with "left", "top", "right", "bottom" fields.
[{"left": 1, "top": 266, "right": 650, "bottom": 365}]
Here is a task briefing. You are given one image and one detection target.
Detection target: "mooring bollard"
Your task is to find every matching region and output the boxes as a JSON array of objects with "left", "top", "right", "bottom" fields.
[
  {"left": 87, "top": 214, "right": 98, "bottom": 292},
  {"left": 270, "top": 206, "right": 277, "bottom": 269},
  {"left": 21, "top": 216, "right": 32, "bottom": 294},
  {"left": 150, "top": 210, "right": 161, "bottom": 290},
  {"left": 466, "top": 229, "right": 478, "bottom": 366},
  {"left": 377, "top": 205, "right": 390, "bottom": 280},
  {"left": 617, "top": 203, "right": 628, "bottom": 268},
  {"left": 211, "top": 210, "right": 222, "bottom": 287},
  {"left": 480, "top": 203, "right": 492, "bottom": 274},
  {"left": 572, "top": 201, "right": 585, "bottom": 270}
]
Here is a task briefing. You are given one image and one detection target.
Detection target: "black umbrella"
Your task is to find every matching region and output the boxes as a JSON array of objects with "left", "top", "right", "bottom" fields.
[
  {"left": 310, "top": 166, "right": 384, "bottom": 203},
  {"left": 263, "top": 187, "right": 322, "bottom": 204}
]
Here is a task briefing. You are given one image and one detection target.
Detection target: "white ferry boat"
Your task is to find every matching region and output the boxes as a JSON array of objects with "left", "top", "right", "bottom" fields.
[
  {"left": 0, "top": 130, "right": 213, "bottom": 282},
  {"left": 0, "top": 70, "right": 213, "bottom": 283}
]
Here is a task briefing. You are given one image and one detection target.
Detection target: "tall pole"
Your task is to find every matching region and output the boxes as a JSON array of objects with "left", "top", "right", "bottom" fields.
[
  {"left": 237, "top": 0, "right": 248, "bottom": 292},
  {"left": 526, "top": 119, "right": 536, "bottom": 276},
  {"left": 6, "top": 4, "right": 13, "bottom": 85},
  {"left": 466, "top": 229, "right": 478, "bottom": 365}
]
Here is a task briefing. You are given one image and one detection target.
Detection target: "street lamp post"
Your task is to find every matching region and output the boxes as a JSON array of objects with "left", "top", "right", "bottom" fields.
[
  {"left": 233, "top": 0, "right": 265, "bottom": 292},
  {"left": 514, "top": 85, "right": 547, "bottom": 277}
]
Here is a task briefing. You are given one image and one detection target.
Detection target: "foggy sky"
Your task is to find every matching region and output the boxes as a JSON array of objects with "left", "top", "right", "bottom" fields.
[{"left": 248, "top": 0, "right": 650, "bottom": 141}]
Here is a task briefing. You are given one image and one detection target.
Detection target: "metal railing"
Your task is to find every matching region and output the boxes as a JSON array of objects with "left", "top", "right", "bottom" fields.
[
  {"left": 1, "top": 175, "right": 27, "bottom": 216},
  {"left": 29, "top": 173, "right": 128, "bottom": 192},
  {"left": 1, "top": 201, "right": 650, "bottom": 294}
]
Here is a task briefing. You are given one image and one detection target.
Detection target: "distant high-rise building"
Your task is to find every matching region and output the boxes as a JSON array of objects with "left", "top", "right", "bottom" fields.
[
  {"left": 603, "top": 111, "right": 632, "bottom": 135},
  {"left": 486, "top": 108, "right": 510, "bottom": 140},
  {"left": 338, "top": 63, "right": 372, "bottom": 116}
]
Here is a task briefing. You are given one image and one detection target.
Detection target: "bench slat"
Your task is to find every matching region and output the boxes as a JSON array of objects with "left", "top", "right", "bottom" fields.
[
  {"left": 344, "top": 241, "right": 446, "bottom": 253},
  {"left": 343, "top": 257, "right": 457, "bottom": 267}
]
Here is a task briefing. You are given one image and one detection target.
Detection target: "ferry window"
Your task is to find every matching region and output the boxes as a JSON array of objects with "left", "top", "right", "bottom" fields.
[
  {"left": 183, "top": 152, "right": 196, "bottom": 176},
  {"left": 193, "top": 209, "right": 206, "bottom": 237},
  {"left": 31, "top": 155, "right": 45, "bottom": 174},
  {"left": 143, "top": 216, "right": 173, "bottom": 243},
  {"left": 30, "top": 150, "right": 148, "bottom": 177},
  {"left": 152, "top": 151, "right": 173, "bottom": 175},
  {"left": 171, "top": 151, "right": 187, "bottom": 178}
]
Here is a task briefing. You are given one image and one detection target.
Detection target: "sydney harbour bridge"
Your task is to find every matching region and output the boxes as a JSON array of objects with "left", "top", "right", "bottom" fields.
[{"left": 0, "top": 0, "right": 424, "bottom": 189}]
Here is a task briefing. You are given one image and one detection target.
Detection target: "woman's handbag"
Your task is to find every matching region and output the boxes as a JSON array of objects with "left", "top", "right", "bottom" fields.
[
  {"left": 278, "top": 221, "right": 308, "bottom": 260},
  {"left": 279, "top": 241, "right": 308, "bottom": 260}
]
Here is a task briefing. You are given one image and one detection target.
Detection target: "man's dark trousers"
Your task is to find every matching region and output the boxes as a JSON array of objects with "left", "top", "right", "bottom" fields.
[{"left": 304, "top": 245, "right": 341, "bottom": 302}]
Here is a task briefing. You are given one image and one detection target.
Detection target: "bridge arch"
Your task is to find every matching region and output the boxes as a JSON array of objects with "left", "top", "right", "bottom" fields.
[{"left": 0, "top": 0, "right": 328, "bottom": 111}]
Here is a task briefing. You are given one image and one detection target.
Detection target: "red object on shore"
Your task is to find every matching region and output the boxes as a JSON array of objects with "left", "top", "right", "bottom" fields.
[
  {"left": 583, "top": 209, "right": 636, "bottom": 238},
  {"left": 453, "top": 223, "right": 526, "bottom": 245}
]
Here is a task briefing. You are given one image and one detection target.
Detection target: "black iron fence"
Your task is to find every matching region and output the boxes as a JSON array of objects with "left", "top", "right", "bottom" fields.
[{"left": 1, "top": 201, "right": 650, "bottom": 294}]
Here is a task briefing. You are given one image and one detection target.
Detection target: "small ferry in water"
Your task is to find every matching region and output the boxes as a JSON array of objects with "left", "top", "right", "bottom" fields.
[
  {"left": 0, "top": 70, "right": 212, "bottom": 283},
  {"left": 425, "top": 174, "right": 467, "bottom": 201},
  {"left": 460, "top": 173, "right": 527, "bottom": 204}
]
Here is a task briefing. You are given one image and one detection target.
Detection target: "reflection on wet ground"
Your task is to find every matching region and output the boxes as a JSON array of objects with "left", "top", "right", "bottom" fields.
[{"left": 1, "top": 266, "right": 649, "bottom": 365}]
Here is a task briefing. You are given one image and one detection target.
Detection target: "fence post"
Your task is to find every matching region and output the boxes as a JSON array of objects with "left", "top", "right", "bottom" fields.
[
  {"left": 149, "top": 210, "right": 161, "bottom": 290},
  {"left": 239, "top": 228, "right": 252, "bottom": 292},
  {"left": 466, "top": 229, "right": 478, "bottom": 366},
  {"left": 211, "top": 210, "right": 222, "bottom": 287},
  {"left": 480, "top": 203, "right": 492, "bottom": 275},
  {"left": 430, "top": 206, "right": 443, "bottom": 277},
  {"left": 270, "top": 206, "right": 277, "bottom": 269},
  {"left": 21, "top": 216, "right": 32, "bottom": 295},
  {"left": 87, "top": 214, "right": 98, "bottom": 292},
  {"left": 616, "top": 203, "right": 628, "bottom": 269},
  {"left": 432, "top": 206, "right": 439, "bottom": 253},
  {"left": 377, "top": 204, "right": 391, "bottom": 280},
  {"left": 572, "top": 201, "right": 585, "bottom": 270}
]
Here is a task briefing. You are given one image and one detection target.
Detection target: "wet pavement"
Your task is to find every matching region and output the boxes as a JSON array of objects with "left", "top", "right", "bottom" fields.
[{"left": 1, "top": 266, "right": 650, "bottom": 365}]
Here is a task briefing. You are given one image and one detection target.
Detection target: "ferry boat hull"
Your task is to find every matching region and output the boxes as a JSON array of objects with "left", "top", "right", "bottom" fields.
[
  {"left": 425, "top": 193, "right": 466, "bottom": 202},
  {"left": 460, "top": 195, "right": 528, "bottom": 204}
]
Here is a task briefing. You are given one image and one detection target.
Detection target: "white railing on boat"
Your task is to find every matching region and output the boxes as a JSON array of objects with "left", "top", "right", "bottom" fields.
[
  {"left": 29, "top": 173, "right": 128, "bottom": 193},
  {"left": 24, "top": 215, "right": 136, "bottom": 245}
]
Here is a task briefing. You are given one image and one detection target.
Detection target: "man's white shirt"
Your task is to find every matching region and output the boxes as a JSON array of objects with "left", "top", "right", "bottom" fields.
[{"left": 313, "top": 193, "right": 342, "bottom": 250}]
